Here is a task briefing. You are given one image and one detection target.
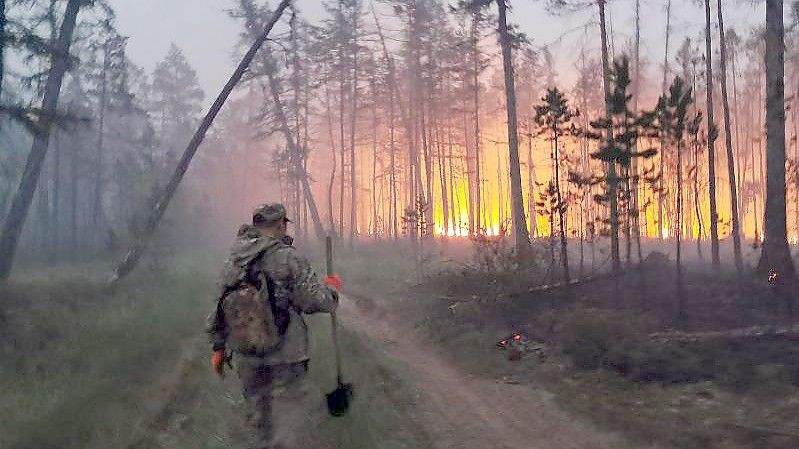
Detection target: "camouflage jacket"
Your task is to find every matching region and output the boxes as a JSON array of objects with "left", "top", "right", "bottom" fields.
[{"left": 206, "top": 225, "right": 338, "bottom": 365}]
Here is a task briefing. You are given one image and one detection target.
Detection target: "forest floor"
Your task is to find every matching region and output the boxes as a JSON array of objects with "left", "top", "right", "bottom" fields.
[{"left": 4, "top": 239, "right": 799, "bottom": 449}]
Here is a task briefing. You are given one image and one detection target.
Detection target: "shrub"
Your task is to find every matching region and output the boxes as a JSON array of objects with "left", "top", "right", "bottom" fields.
[{"left": 558, "top": 309, "right": 643, "bottom": 371}]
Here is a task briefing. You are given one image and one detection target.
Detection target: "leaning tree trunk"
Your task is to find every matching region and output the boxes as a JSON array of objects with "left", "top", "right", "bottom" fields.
[
  {"left": 0, "top": 0, "right": 83, "bottom": 281},
  {"left": 598, "top": 0, "right": 621, "bottom": 274},
  {"left": 108, "top": 0, "right": 293, "bottom": 285},
  {"left": 264, "top": 71, "right": 325, "bottom": 241},
  {"left": 758, "top": 0, "right": 795, "bottom": 281},
  {"left": 496, "top": 0, "right": 530, "bottom": 257},
  {"left": 703, "top": 0, "right": 721, "bottom": 269},
  {"left": 717, "top": 0, "right": 743, "bottom": 272}
]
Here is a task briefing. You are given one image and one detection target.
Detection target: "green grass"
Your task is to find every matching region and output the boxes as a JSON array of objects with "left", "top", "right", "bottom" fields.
[
  {"left": 1, "top": 251, "right": 433, "bottom": 449},
  {"left": 0, "top": 261, "right": 217, "bottom": 449}
]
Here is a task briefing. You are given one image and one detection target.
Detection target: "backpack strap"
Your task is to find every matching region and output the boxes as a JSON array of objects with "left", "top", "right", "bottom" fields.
[{"left": 247, "top": 243, "right": 291, "bottom": 335}]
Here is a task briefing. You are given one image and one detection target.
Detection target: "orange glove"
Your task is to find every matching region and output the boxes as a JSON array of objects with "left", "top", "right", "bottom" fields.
[
  {"left": 211, "top": 349, "right": 225, "bottom": 377},
  {"left": 323, "top": 274, "right": 342, "bottom": 291}
]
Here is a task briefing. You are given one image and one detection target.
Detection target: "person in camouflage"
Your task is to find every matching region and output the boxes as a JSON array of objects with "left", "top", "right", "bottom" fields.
[{"left": 207, "top": 203, "right": 341, "bottom": 449}]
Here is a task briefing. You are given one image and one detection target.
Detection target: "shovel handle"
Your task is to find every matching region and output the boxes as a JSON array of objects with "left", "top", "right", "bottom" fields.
[{"left": 326, "top": 236, "right": 344, "bottom": 385}]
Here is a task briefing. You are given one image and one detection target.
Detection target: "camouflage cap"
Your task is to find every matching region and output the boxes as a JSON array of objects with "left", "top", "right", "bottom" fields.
[{"left": 252, "top": 203, "right": 291, "bottom": 226}]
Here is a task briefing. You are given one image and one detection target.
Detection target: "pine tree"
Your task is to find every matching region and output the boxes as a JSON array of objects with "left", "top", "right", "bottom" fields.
[
  {"left": 149, "top": 43, "right": 204, "bottom": 169},
  {"left": 656, "top": 77, "right": 700, "bottom": 318},
  {"left": 534, "top": 87, "right": 578, "bottom": 282},
  {"left": 585, "top": 57, "right": 657, "bottom": 273}
]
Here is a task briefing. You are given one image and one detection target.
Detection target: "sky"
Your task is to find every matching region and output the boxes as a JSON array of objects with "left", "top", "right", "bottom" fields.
[{"left": 107, "top": 0, "right": 766, "bottom": 108}]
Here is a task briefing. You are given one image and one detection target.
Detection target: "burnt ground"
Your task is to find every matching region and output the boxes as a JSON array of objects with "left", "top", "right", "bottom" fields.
[{"left": 358, "top": 254, "right": 799, "bottom": 449}]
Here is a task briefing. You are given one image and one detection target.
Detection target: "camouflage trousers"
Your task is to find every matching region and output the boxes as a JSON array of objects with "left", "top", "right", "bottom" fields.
[{"left": 236, "top": 357, "right": 320, "bottom": 449}]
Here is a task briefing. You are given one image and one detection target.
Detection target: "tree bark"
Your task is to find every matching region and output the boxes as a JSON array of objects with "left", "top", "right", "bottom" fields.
[
  {"left": 0, "top": 0, "right": 6, "bottom": 104},
  {"left": 703, "top": 0, "right": 721, "bottom": 269},
  {"left": 716, "top": 0, "right": 743, "bottom": 272},
  {"left": 92, "top": 42, "right": 109, "bottom": 250},
  {"left": 632, "top": 0, "right": 642, "bottom": 262},
  {"left": 371, "top": 7, "right": 398, "bottom": 239},
  {"left": 598, "top": 0, "right": 621, "bottom": 274},
  {"left": 758, "top": 0, "right": 795, "bottom": 280},
  {"left": 324, "top": 83, "right": 338, "bottom": 235},
  {"left": 371, "top": 79, "right": 379, "bottom": 237},
  {"left": 527, "top": 118, "right": 537, "bottom": 237},
  {"left": 659, "top": 0, "right": 672, "bottom": 240},
  {"left": 471, "top": 13, "right": 482, "bottom": 233},
  {"left": 496, "top": 0, "right": 530, "bottom": 256},
  {"left": 677, "top": 135, "right": 684, "bottom": 318},
  {"left": 0, "top": 0, "right": 83, "bottom": 281},
  {"left": 108, "top": 0, "right": 293, "bottom": 285},
  {"left": 349, "top": 9, "right": 359, "bottom": 245},
  {"left": 263, "top": 70, "right": 325, "bottom": 241},
  {"left": 554, "top": 132, "right": 570, "bottom": 282}
]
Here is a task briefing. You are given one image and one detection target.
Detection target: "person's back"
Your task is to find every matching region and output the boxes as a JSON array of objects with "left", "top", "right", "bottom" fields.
[{"left": 206, "top": 203, "right": 341, "bottom": 449}]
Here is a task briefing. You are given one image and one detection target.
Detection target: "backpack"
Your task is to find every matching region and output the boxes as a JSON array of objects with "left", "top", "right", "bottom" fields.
[{"left": 220, "top": 243, "right": 286, "bottom": 355}]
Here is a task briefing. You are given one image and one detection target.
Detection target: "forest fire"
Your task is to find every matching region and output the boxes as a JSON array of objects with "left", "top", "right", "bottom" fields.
[{"left": 5, "top": 1, "right": 799, "bottom": 449}]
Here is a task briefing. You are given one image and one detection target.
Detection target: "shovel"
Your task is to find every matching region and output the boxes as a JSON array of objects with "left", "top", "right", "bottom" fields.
[{"left": 325, "top": 236, "right": 353, "bottom": 417}]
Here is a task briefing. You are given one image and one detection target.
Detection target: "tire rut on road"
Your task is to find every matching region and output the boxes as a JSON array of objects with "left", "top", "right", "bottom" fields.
[{"left": 339, "top": 292, "right": 621, "bottom": 449}]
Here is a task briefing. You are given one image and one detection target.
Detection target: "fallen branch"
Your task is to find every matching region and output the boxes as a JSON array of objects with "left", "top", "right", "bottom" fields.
[
  {"left": 506, "top": 270, "right": 626, "bottom": 297},
  {"left": 650, "top": 325, "right": 799, "bottom": 343},
  {"left": 726, "top": 421, "right": 799, "bottom": 439}
]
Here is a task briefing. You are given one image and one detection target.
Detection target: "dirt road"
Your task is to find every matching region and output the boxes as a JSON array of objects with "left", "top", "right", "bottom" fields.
[
  {"left": 132, "top": 291, "right": 624, "bottom": 449},
  {"left": 334, "top": 292, "right": 620, "bottom": 449}
]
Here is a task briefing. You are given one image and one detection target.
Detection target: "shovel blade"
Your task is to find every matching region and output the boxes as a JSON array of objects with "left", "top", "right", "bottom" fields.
[{"left": 326, "top": 382, "right": 353, "bottom": 417}]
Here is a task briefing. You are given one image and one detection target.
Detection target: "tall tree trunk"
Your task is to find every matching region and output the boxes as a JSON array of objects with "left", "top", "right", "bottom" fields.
[
  {"left": 371, "top": 80, "right": 379, "bottom": 237},
  {"left": 632, "top": 0, "right": 642, "bottom": 262},
  {"left": 703, "top": 0, "right": 721, "bottom": 269},
  {"left": 437, "top": 122, "right": 450, "bottom": 235},
  {"left": 324, "top": 83, "right": 338, "bottom": 235},
  {"left": 472, "top": 13, "right": 482, "bottom": 233},
  {"left": 496, "top": 0, "right": 530, "bottom": 256},
  {"left": 264, "top": 69, "right": 324, "bottom": 241},
  {"left": 659, "top": 0, "right": 672, "bottom": 240},
  {"left": 52, "top": 131, "right": 60, "bottom": 261},
  {"left": 527, "top": 118, "right": 537, "bottom": 237},
  {"left": 349, "top": 14, "right": 359, "bottom": 245},
  {"left": 371, "top": 7, "right": 398, "bottom": 239},
  {"left": 758, "top": 0, "right": 795, "bottom": 281},
  {"left": 731, "top": 40, "right": 745, "bottom": 227},
  {"left": 598, "top": 0, "right": 621, "bottom": 274},
  {"left": 108, "top": 0, "right": 292, "bottom": 285},
  {"left": 0, "top": 0, "right": 6, "bottom": 103},
  {"left": 554, "top": 132, "right": 570, "bottom": 281},
  {"left": 694, "top": 136, "right": 704, "bottom": 258},
  {"left": 0, "top": 0, "right": 83, "bottom": 281},
  {"left": 677, "top": 137, "right": 684, "bottom": 318},
  {"left": 92, "top": 44, "right": 109, "bottom": 250},
  {"left": 716, "top": 0, "right": 743, "bottom": 272},
  {"left": 389, "top": 92, "right": 397, "bottom": 239},
  {"left": 338, "top": 46, "right": 346, "bottom": 239},
  {"left": 69, "top": 133, "right": 78, "bottom": 258},
  {"left": 421, "top": 107, "right": 434, "bottom": 233}
]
